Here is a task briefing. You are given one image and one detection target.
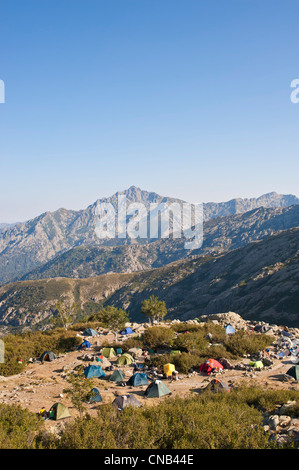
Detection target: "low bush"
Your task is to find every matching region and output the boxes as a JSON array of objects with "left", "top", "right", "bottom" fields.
[
  {"left": 142, "top": 327, "right": 175, "bottom": 349},
  {"left": 224, "top": 331, "right": 275, "bottom": 357},
  {"left": 0, "top": 404, "right": 43, "bottom": 449},
  {"left": 0, "top": 329, "right": 82, "bottom": 377}
]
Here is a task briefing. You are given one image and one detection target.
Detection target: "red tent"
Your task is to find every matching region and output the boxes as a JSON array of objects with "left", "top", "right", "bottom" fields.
[{"left": 199, "top": 359, "right": 224, "bottom": 375}]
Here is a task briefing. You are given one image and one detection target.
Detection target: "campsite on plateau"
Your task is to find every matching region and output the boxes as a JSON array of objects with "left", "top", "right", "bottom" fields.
[{"left": 0, "top": 187, "right": 299, "bottom": 450}]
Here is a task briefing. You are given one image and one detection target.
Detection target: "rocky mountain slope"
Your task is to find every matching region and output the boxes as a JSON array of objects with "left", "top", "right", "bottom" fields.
[
  {"left": 0, "top": 227, "right": 298, "bottom": 332},
  {"left": 0, "top": 187, "right": 298, "bottom": 285},
  {"left": 9, "top": 203, "right": 299, "bottom": 283}
]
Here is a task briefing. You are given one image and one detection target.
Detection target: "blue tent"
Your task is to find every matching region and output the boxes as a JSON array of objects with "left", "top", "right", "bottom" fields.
[
  {"left": 83, "top": 328, "right": 98, "bottom": 336},
  {"left": 84, "top": 365, "right": 106, "bottom": 379},
  {"left": 225, "top": 325, "right": 236, "bottom": 335},
  {"left": 88, "top": 387, "right": 103, "bottom": 403},
  {"left": 78, "top": 340, "right": 92, "bottom": 350},
  {"left": 120, "top": 327, "right": 133, "bottom": 335},
  {"left": 127, "top": 373, "right": 149, "bottom": 387}
]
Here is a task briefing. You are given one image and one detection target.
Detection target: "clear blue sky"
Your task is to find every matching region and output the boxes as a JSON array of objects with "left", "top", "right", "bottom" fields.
[{"left": 0, "top": 0, "right": 298, "bottom": 222}]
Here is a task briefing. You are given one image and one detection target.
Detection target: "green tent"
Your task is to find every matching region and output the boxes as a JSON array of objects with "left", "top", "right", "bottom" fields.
[
  {"left": 117, "top": 353, "right": 134, "bottom": 365},
  {"left": 109, "top": 369, "right": 126, "bottom": 382},
  {"left": 249, "top": 360, "right": 263, "bottom": 369},
  {"left": 170, "top": 350, "right": 181, "bottom": 356},
  {"left": 102, "top": 347, "right": 117, "bottom": 358},
  {"left": 144, "top": 380, "right": 171, "bottom": 398},
  {"left": 286, "top": 365, "right": 299, "bottom": 380},
  {"left": 49, "top": 403, "right": 71, "bottom": 420}
]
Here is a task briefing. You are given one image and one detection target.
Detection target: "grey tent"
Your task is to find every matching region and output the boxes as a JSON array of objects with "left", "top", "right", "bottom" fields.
[
  {"left": 112, "top": 394, "right": 142, "bottom": 410},
  {"left": 40, "top": 351, "right": 57, "bottom": 363},
  {"left": 109, "top": 369, "right": 125, "bottom": 382},
  {"left": 83, "top": 328, "right": 98, "bottom": 336},
  {"left": 254, "top": 325, "right": 268, "bottom": 333},
  {"left": 203, "top": 378, "right": 230, "bottom": 393}
]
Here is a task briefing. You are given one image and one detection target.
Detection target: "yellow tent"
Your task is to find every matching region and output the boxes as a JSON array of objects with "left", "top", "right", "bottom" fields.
[
  {"left": 163, "top": 363, "right": 175, "bottom": 377},
  {"left": 117, "top": 353, "right": 134, "bottom": 365},
  {"left": 102, "top": 347, "right": 116, "bottom": 358}
]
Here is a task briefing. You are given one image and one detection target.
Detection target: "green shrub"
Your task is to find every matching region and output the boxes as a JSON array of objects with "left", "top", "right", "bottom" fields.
[
  {"left": 173, "top": 331, "right": 208, "bottom": 353},
  {"left": 142, "top": 327, "right": 175, "bottom": 349},
  {"left": 224, "top": 331, "right": 275, "bottom": 357},
  {"left": 0, "top": 329, "right": 82, "bottom": 377},
  {"left": 171, "top": 352, "right": 201, "bottom": 374},
  {"left": 0, "top": 404, "right": 43, "bottom": 449}
]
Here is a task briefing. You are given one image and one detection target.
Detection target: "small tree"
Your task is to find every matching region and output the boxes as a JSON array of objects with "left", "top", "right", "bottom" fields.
[
  {"left": 52, "top": 299, "right": 81, "bottom": 330},
  {"left": 97, "top": 306, "right": 129, "bottom": 342},
  {"left": 63, "top": 367, "right": 94, "bottom": 420},
  {"left": 141, "top": 295, "right": 167, "bottom": 323}
]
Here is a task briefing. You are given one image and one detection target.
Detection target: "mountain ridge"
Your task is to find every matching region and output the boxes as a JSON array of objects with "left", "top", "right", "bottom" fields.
[
  {"left": 0, "top": 226, "right": 298, "bottom": 332},
  {"left": 0, "top": 187, "right": 298, "bottom": 285}
]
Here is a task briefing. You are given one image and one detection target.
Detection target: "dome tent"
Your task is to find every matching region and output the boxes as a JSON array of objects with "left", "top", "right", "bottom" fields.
[
  {"left": 249, "top": 360, "right": 264, "bottom": 369},
  {"left": 78, "top": 340, "right": 92, "bottom": 350},
  {"left": 40, "top": 351, "right": 57, "bottom": 363},
  {"left": 109, "top": 369, "right": 126, "bottom": 382},
  {"left": 286, "top": 365, "right": 299, "bottom": 380},
  {"left": 225, "top": 325, "right": 235, "bottom": 335},
  {"left": 112, "top": 395, "right": 142, "bottom": 410},
  {"left": 83, "top": 328, "right": 98, "bottom": 336},
  {"left": 87, "top": 387, "right": 103, "bottom": 403},
  {"left": 199, "top": 359, "right": 224, "bottom": 375},
  {"left": 49, "top": 403, "right": 71, "bottom": 421},
  {"left": 127, "top": 373, "right": 149, "bottom": 387},
  {"left": 102, "top": 347, "right": 117, "bottom": 358},
  {"left": 144, "top": 380, "right": 171, "bottom": 398},
  {"left": 203, "top": 378, "right": 230, "bottom": 393},
  {"left": 84, "top": 364, "right": 106, "bottom": 379},
  {"left": 120, "top": 327, "right": 134, "bottom": 335},
  {"left": 117, "top": 353, "right": 134, "bottom": 365}
]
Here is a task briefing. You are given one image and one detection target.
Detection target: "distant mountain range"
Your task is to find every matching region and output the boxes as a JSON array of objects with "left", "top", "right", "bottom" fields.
[
  {"left": 0, "top": 186, "right": 298, "bottom": 332},
  {"left": 0, "top": 186, "right": 298, "bottom": 285},
  {"left": 0, "top": 227, "right": 298, "bottom": 331}
]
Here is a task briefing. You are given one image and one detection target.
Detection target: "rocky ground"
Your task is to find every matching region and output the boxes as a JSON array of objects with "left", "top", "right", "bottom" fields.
[{"left": 0, "top": 312, "right": 298, "bottom": 444}]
